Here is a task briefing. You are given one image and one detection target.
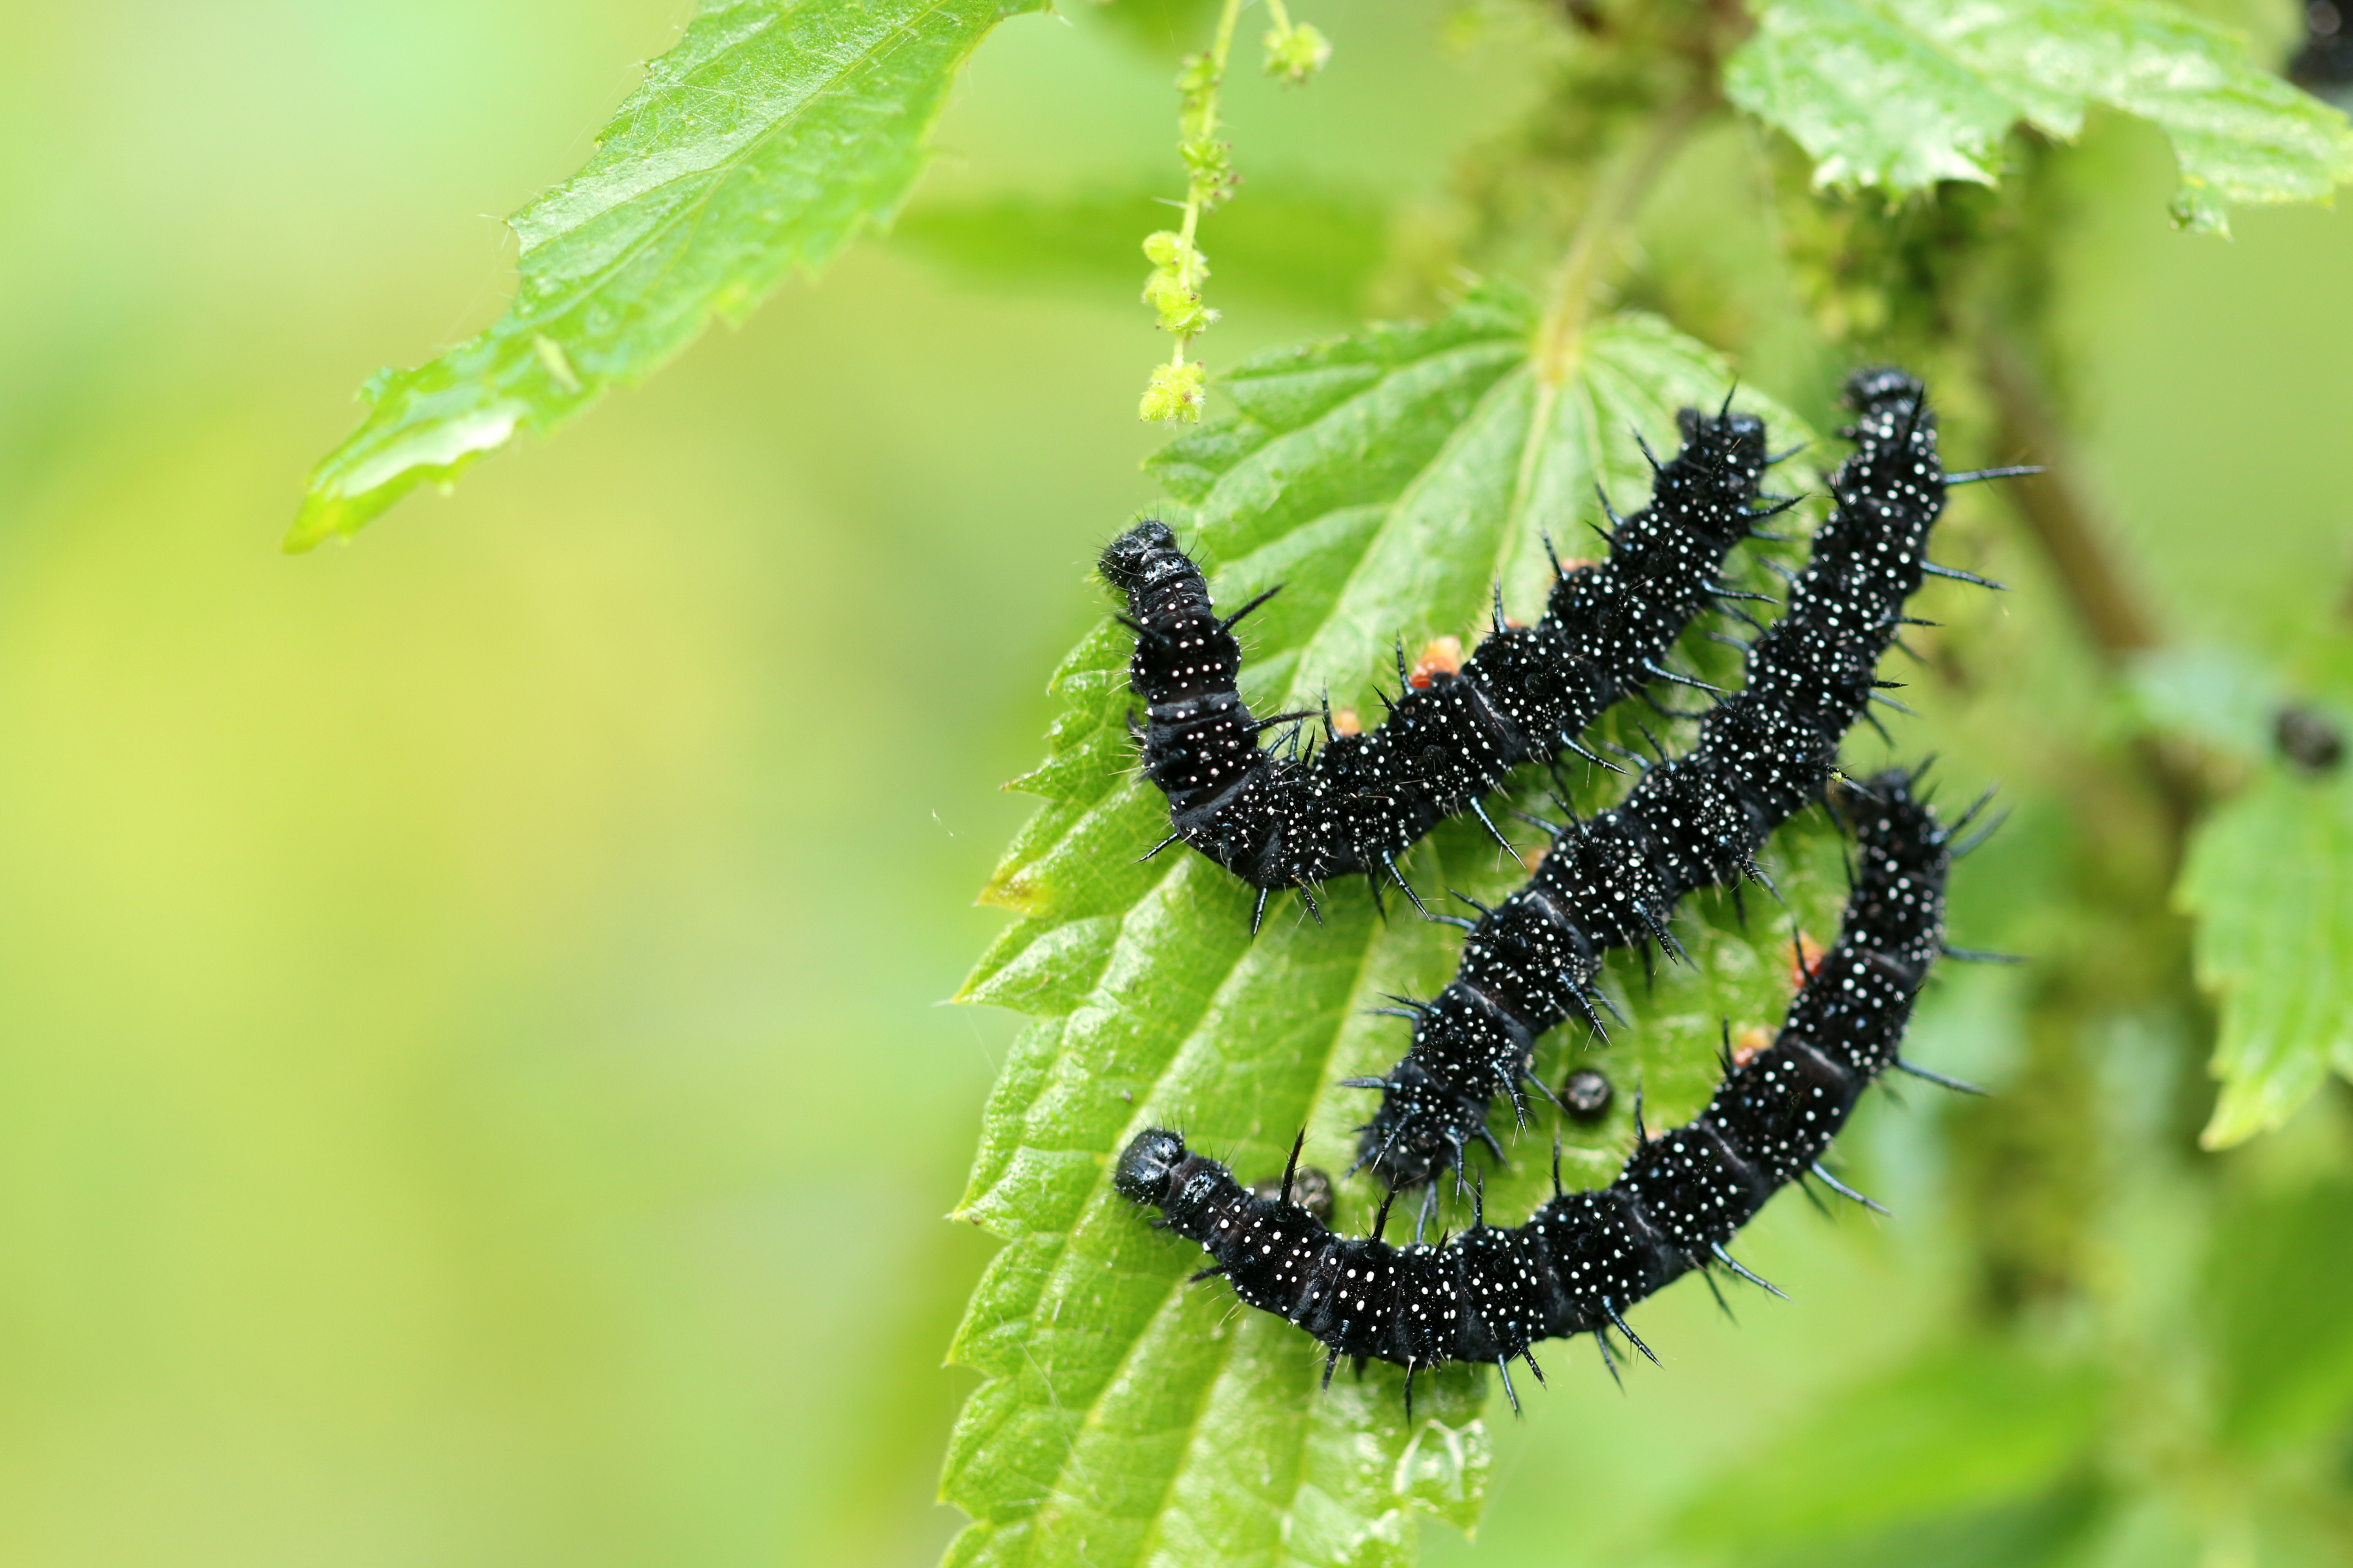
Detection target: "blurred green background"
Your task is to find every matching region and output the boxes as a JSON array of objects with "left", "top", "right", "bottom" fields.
[{"left": 1, "top": 2, "right": 2349, "bottom": 1566}]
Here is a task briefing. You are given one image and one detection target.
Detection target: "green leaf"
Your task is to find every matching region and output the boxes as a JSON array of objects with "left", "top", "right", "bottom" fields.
[
  {"left": 1672, "top": 1342, "right": 2107, "bottom": 1552},
  {"left": 1727, "top": 0, "right": 2353, "bottom": 230},
  {"left": 941, "top": 290, "right": 1846, "bottom": 1565},
  {"left": 2176, "top": 762, "right": 2353, "bottom": 1147},
  {"left": 290, "top": 0, "right": 1044, "bottom": 551}
]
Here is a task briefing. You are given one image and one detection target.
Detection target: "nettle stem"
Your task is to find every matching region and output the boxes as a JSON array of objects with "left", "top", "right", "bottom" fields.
[
  {"left": 1532, "top": 90, "right": 1712, "bottom": 391},
  {"left": 1513, "top": 88, "right": 1712, "bottom": 518},
  {"left": 1977, "top": 335, "right": 2160, "bottom": 661},
  {"left": 1173, "top": 0, "right": 1245, "bottom": 359},
  {"left": 1139, "top": 0, "right": 1329, "bottom": 423}
]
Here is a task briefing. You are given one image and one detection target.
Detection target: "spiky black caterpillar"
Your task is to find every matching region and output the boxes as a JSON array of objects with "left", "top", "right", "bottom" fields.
[
  {"left": 1353, "top": 368, "right": 1970, "bottom": 1193},
  {"left": 1115, "top": 769, "right": 1955, "bottom": 1408},
  {"left": 1099, "top": 404, "right": 1788, "bottom": 930}
]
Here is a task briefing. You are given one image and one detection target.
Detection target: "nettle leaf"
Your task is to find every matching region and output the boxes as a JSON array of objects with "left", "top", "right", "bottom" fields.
[
  {"left": 1728, "top": 0, "right": 2353, "bottom": 231},
  {"left": 2176, "top": 760, "right": 2353, "bottom": 1147},
  {"left": 290, "top": 0, "right": 1043, "bottom": 551},
  {"left": 942, "top": 290, "right": 1853, "bottom": 1567}
]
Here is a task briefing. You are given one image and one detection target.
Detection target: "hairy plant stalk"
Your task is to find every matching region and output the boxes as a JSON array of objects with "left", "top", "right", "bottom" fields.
[
  {"left": 1169, "top": 0, "right": 1247, "bottom": 368},
  {"left": 1531, "top": 91, "right": 1712, "bottom": 390},
  {"left": 1978, "top": 335, "right": 2162, "bottom": 661},
  {"left": 1512, "top": 86, "right": 1714, "bottom": 517}
]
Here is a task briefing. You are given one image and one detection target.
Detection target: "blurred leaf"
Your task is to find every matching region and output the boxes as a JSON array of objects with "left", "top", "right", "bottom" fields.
[
  {"left": 291, "top": 0, "right": 1045, "bottom": 550},
  {"left": 1727, "top": 0, "right": 2353, "bottom": 230},
  {"left": 2117, "top": 645, "right": 2281, "bottom": 763},
  {"left": 895, "top": 183, "right": 1389, "bottom": 318},
  {"left": 1674, "top": 1342, "right": 2108, "bottom": 1550},
  {"left": 1089, "top": 0, "right": 1224, "bottom": 60},
  {"left": 941, "top": 289, "right": 1849, "bottom": 1565},
  {"left": 2177, "top": 765, "right": 2353, "bottom": 1147},
  {"left": 1744, "top": 1484, "right": 2105, "bottom": 1568},
  {"left": 2206, "top": 1177, "right": 2353, "bottom": 1451}
]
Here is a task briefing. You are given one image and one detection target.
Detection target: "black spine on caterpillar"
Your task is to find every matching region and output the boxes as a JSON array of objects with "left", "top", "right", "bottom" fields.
[
  {"left": 1097, "top": 406, "right": 1780, "bottom": 919},
  {"left": 1353, "top": 368, "right": 1951, "bottom": 1192},
  {"left": 1114, "top": 769, "right": 1951, "bottom": 1402}
]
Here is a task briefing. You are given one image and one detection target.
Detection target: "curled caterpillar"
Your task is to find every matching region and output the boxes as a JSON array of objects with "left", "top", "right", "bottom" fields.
[
  {"left": 1352, "top": 368, "right": 1974, "bottom": 1194},
  {"left": 1115, "top": 769, "right": 1961, "bottom": 1410},
  {"left": 1099, "top": 404, "right": 1790, "bottom": 931}
]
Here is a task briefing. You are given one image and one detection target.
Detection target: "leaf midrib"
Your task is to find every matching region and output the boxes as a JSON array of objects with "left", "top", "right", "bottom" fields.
[
  {"left": 1274, "top": 362, "right": 1534, "bottom": 709},
  {"left": 1233, "top": 360, "right": 1543, "bottom": 706}
]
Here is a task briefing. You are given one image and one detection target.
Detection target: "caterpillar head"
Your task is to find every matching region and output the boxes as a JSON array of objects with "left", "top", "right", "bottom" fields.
[
  {"left": 1844, "top": 366, "right": 1924, "bottom": 410},
  {"left": 1099, "top": 520, "right": 1191, "bottom": 597},
  {"left": 1115, "top": 1127, "right": 1190, "bottom": 1205},
  {"left": 1674, "top": 404, "right": 1767, "bottom": 457}
]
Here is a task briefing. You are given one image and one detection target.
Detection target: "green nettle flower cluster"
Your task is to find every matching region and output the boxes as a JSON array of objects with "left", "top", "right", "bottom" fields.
[
  {"left": 1137, "top": 0, "right": 1326, "bottom": 424},
  {"left": 1262, "top": 11, "right": 1331, "bottom": 85}
]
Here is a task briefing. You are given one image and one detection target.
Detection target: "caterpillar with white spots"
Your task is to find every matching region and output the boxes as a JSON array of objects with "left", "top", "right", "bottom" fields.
[
  {"left": 1115, "top": 769, "right": 1965, "bottom": 1410},
  {"left": 1351, "top": 368, "right": 1993, "bottom": 1194},
  {"left": 1098, "top": 403, "right": 1794, "bottom": 931}
]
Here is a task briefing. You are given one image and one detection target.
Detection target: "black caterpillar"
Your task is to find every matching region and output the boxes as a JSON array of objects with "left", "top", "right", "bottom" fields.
[
  {"left": 1352, "top": 368, "right": 1989, "bottom": 1194},
  {"left": 1115, "top": 769, "right": 1963, "bottom": 1409},
  {"left": 1099, "top": 404, "right": 1793, "bottom": 931},
  {"left": 2290, "top": 0, "right": 2353, "bottom": 102}
]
